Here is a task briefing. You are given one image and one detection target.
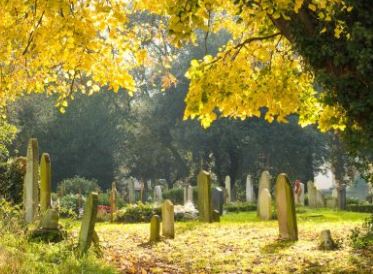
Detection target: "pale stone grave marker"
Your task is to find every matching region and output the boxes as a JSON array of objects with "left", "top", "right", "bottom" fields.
[{"left": 162, "top": 200, "right": 175, "bottom": 239}]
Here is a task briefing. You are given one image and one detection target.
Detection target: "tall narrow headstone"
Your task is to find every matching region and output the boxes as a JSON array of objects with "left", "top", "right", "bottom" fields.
[
  {"left": 224, "top": 176, "right": 231, "bottom": 203},
  {"left": 161, "top": 200, "right": 175, "bottom": 238},
  {"left": 299, "top": 183, "right": 305, "bottom": 206},
  {"left": 128, "top": 179, "right": 135, "bottom": 203},
  {"left": 24, "top": 138, "right": 39, "bottom": 224},
  {"left": 246, "top": 175, "right": 255, "bottom": 203},
  {"left": 78, "top": 192, "right": 98, "bottom": 255},
  {"left": 338, "top": 186, "right": 346, "bottom": 210},
  {"left": 150, "top": 215, "right": 161, "bottom": 242},
  {"left": 316, "top": 190, "right": 325, "bottom": 208},
  {"left": 110, "top": 182, "right": 118, "bottom": 221},
  {"left": 197, "top": 170, "right": 213, "bottom": 222},
  {"left": 183, "top": 184, "right": 193, "bottom": 205},
  {"left": 212, "top": 187, "right": 224, "bottom": 215},
  {"left": 307, "top": 181, "right": 317, "bottom": 208},
  {"left": 154, "top": 185, "right": 163, "bottom": 204},
  {"left": 257, "top": 171, "right": 271, "bottom": 215},
  {"left": 40, "top": 153, "right": 51, "bottom": 215},
  {"left": 258, "top": 188, "right": 272, "bottom": 220},
  {"left": 275, "top": 174, "right": 298, "bottom": 241}
]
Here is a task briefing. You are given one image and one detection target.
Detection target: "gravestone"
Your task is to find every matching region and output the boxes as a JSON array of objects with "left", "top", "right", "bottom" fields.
[
  {"left": 40, "top": 153, "right": 52, "bottom": 215},
  {"left": 154, "top": 185, "right": 163, "bottom": 204},
  {"left": 331, "top": 188, "right": 338, "bottom": 198},
  {"left": 39, "top": 209, "right": 59, "bottom": 230},
  {"left": 293, "top": 180, "right": 304, "bottom": 206},
  {"left": 183, "top": 184, "right": 193, "bottom": 205},
  {"left": 30, "top": 209, "right": 64, "bottom": 243},
  {"left": 307, "top": 181, "right": 317, "bottom": 208},
  {"left": 338, "top": 186, "right": 346, "bottom": 210},
  {"left": 299, "top": 183, "right": 305, "bottom": 206},
  {"left": 78, "top": 192, "right": 98, "bottom": 256},
  {"left": 326, "top": 197, "right": 338, "bottom": 208},
  {"left": 212, "top": 187, "right": 224, "bottom": 215},
  {"left": 258, "top": 188, "right": 272, "bottom": 220},
  {"left": 246, "top": 175, "right": 255, "bottom": 203},
  {"left": 128, "top": 179, "right": 135, "bottom": 203},
  {"left": 224, "top": 175, "right": 232, "bottom": 203},
  {"left": 257, "top": 171, "right": 271, "bottom": 215},
  {"left": 275, "top": 174, "right": 298, "bottom": 241},
  {"left": 109, "top": 182, "right": 118, "bottom": 221},
  {"left": 150, "top": 215, "right": 161, "bottom": 242},
  {"left": 197, "top": 170, "right": 213, "bottom": 222},
  {"left": 319, "top": 229, "right": 336, "bottom": 250},
  {"left": 24, "top": 138, "right": 39, "bottom": 224},
  {"left": 161, "top": 200, "right": 175, "bottom": 238},
  {"left": 316, "top": 190, "right": 325, "bottom": 208}
]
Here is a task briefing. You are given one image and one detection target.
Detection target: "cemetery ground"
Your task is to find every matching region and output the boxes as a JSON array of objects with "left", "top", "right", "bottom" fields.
[{"left": 88, "top": 209, "right": 369, "bottom": 273}]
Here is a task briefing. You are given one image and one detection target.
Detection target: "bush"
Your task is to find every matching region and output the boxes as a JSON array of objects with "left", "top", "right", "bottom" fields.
[
  {"left": 0, "top": 157, "right": 26, "bottom": 204},
  {"left": 350, "top": 214, "right": 373, "bottom": 249},
  {"left": 59, "top": 194, "right": 84, "bottom": 218},
  {"left": 0, "top": 199, "right": 23, "bottom": 233},
  {"left": 224, "top": 202, "right": 256, "bottom": 213},
  {"left": 115, "top": 203, "right": 160, "bottom": 223},
  {"left": 346, "top": 204, "right": 373, "bottom": 213},
  {"left": 97, "top": 192, "right": 125, "bottom": 208},
  {"left": 347, "top": 198, "right": 361, "bottom": 205},
  {"left": 57, "top": 176, "right": 100, "bottom": 196},
  {"left": 163, "top": 188, "right": 183, "bottom": 204}
]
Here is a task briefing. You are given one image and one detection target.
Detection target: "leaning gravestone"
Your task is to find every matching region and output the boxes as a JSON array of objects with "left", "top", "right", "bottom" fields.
[
  {"left": 197, "top": 170, "right": 213, "bottom": 223},
  {"left": 162, "top": 200, "right": 175, "bottom": 238},
  {"left": 224, "top": 175, "right": 232, "bottom": 203},
  {"left": 275, "top": 174, "right": 298, "bottom": 241},
  {"left": 316, "top": 190, "right": 325, "bottom": 208},
  {"left": 307, "top": 181, "right": 317, "bottom": 208},
  {"left": 212, "top": 187, "right": 224, "bottom": 215},
  {"left": 257, "top": 171, "right": 271, "bottom": 215},
  {"left": 40, "top": 153, "right": 52, "bottom": 215},
  {"left": 154, "top": 185, "right": 163, "bottom": 204},
  {"left": 246, "top": 175, "right": 255, "bottom": 203},
  {"left": 128, "top": 179, "right": 135, "bottom": 203},
  {"left": 150, "top": 215, "right": 161, "bottom": 242},
  {"left": 258, "top": 188, "right": 272, "bottom": 220},
  {"left": 78, "top": 192, "right": 98, "bottom": 256},
  {"left": 24, "top": 138, "right": 39, "bottom": 224}
]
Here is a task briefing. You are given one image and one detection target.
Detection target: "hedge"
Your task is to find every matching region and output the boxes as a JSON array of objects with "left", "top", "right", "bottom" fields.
[
  {"left": 224, "top": 202, "right": 257, "bottom": 213},
  {"left": 346, "top": 204, "right": 373, "bottom": 213}
]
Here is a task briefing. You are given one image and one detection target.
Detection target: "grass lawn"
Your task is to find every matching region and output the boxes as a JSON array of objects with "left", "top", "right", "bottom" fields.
[{"left": 93, "top": 208, "right": 372, "bottom": 274}]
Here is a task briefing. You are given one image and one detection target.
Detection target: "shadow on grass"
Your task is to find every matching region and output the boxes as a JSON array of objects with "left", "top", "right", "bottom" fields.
[{"left": 261, "top": 239, "right": 295, "bottom": 254}]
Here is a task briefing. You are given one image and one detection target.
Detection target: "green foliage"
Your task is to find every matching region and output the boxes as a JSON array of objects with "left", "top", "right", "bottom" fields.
[
  {"left": 97, "top": 192, "right": 125, "bottom": 208},
  {"left": 58, "top": 176, "right": 100, "bottom": 196},
  {"left": 114, "top": 203, "right": 161, "bottom": 223},
  {"left": 60, "top": 194, "right": 82, "bottom": 218},
  {"left": 163, "top": 188, "right": 183, "bottom": 204},
  {"left": 350, "top": 214, "right": 373, "bottom": 249},
  {"left": 224, "top": 202, "right": 257, "bottom": 213},
  {"left": 346, "top": 204, "right": 373, "bottom": 213},
  {"left": 0, "top": 157, "right": 26, "bottom": 204},
  {"left": 0, "top": 199, "right": 23, "bottom": 233}
]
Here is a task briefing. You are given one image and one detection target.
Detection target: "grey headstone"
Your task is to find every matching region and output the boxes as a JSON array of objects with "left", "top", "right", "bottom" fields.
[{"left": 212, "top": 187, "right": 224, "bottom": 215}]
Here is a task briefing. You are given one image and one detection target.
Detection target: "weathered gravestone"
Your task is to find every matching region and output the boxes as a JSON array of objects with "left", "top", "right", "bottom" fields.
[
  {"left": 162, "top": 200, "right": 175, "bottom": 238},
  {"left": 293, "top": 181, "right": 305, "bottom": 206},
  {"left": 154, "top": 185, "right": 163, "bottom": 204},
  {"left": 307, "top": 181, "right": 317, "bottom": 208},
  {"left": 150, "top": 215, "right": 161, "bottom": 242},
  {"left": 316, "top": 190, "right": 325, "bottom": 208},
  {"left": 109, "top": 182, "right": 118, "bottom": 221},
  {"left": 212, "top": 187, "right": 224, "bottom": 215},
  {"left": 246, "top": 175, "right": 255, "bottom": 203},
  {"left": 40, "top": 153, "right": 52, "bottom": 215},
  {"left": 299, "top": 183, "right": 305, "bottom": 206},
  {"left": 257, "top": 170, "right": 271, "bottom": 215},
  {"left": 258, "top": 188, "right": 272, "bottom": 220},
  {"left": 338, "top": 186, "right": 346, "bottom": 210},
  {"left": 197, "top": 170, "right": 213, "bottom": 222},
  {"left": 183, "top": 184, "right": 193, "bottom": 205},
  {"left": 224, "top": 175, "right": 232, "bottom": 203},
  {"left": 30, "top": 209, "right": 64, "bottom": 242},
  {"left": 319, "top": 229, "right": 336, "bottom": 250},
  {"left": 24, "top": 138, "right": 39, "bottom": 224},
  {"left": 79, "top": 192, "right": 98, "bottom": 256},
  {"left": 275, "top": 174, "right": 298, "bottom": 241},
  {"left": 128, "top": 179, "right": 135, "bottom": 203}
]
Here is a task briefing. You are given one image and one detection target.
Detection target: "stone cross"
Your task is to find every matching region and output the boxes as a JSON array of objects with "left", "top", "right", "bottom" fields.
[
  {"left": 128, "top": 179, "right": 135, "bottom": 203},
  {"left": 161, "top": 200, "right": 175, "bottom": 238},
  {"left": 150, "top": 215, "right": 161, "bottom": 242},
  {"left": 258, "top": 188, "right": 272, "bottom": 220},
  {"left": 246, "top": 175, "right": 255, "bottom": 203},
  {"left": 24, "top": 138, "right": 39, "bottom": 224},
  {"left": 40, "top": 153, "right": 52, "bottom": 215},
  {"left": 257, "top": 170, "right": 271, "bottom": 215},
  {"left": 197, "top": 170, "right": 213, "bottom": 222},
  {"left": 224, "top": 175, "right": 232, "bottom": 203},
  {"left": 275, "top": 174, "right": 298, "bottom": 241},
  {"left": 154, "top": 185, "right": 163, "bottom": 204},
  {"left": 212, "top": 186, "right": 224, "bottom": 215},
  {"left": 78, "top": 192, "right": 98, "bottom": 256}
]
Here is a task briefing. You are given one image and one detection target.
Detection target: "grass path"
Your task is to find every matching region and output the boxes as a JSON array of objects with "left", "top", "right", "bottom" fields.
[{"left": 94, "top": 209, "right": 372, "bottom": 274}]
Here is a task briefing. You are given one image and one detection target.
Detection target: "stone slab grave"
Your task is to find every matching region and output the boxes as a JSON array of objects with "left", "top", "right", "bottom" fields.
[
  {"left": 258, "top": 188, "right": 272, "bottom": 220},
  {"left": 275, "top": 174, "right": 298, "bottom": 241},
  {"left": 40, "top": 153, "right": 52, "bottom": 214},
  {"left": 307, "top": 181, "right": 317, "bottom": 208},
  {"left": 150, "top": 215, "right": 161, "bottom": 242},
  {"left": 162, "top": 200, "right": 175, "bottom": 239},
  {"left": 257, "top": 170, "right": 271, "bottom": 215},
  {"left": 224, "top": 176, "right": 232, "bottom": 203},
  {"left": 79, "top": 192, "right": 99, "bottom": 256},
  {"left": 246, "top": 175, "right": 255, "bottom": 203},
  {"left": 30, "top": 209, "right": 65, "bottom": 243},
  {"left": 212, "top": 186, "right": 224, "bottom": 215},
  {"left": 316, "top": 190, "right": 325, "bottom": 208},
  {"left": 24, "top": 138, "right": 39, "bottom": 224},
  {"left": 197, "top": 170, "right": 213, "bottom": 223}
]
